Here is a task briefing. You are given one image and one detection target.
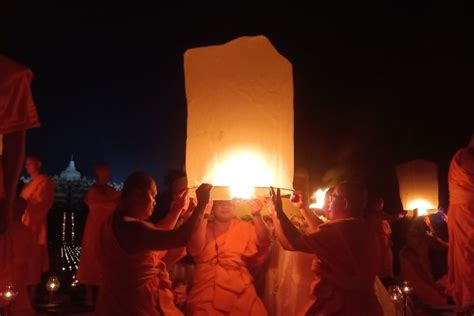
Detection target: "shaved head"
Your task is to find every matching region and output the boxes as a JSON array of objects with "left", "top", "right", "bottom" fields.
[{"left": 122, "top": 172, "right": 156, "bottom": 199}]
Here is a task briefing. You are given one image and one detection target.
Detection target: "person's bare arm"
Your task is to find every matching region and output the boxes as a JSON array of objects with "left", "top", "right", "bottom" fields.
[
  {"left": 291, "top": 191, "right": 323, "bottom": 232},
  {"left": 248, "top": 199, "right": 272, "bottom": 248},
  {"left": 270, "top": 188, "right": 311, "bottom": 253},
  {"left": 154, "top": 189, "right": 189, "bottom": 229},
  {"left": 116, "top": 184, "right": 212, "bottom": 253},
  {"left": 187, "top": 201, "right": 212, "bottom": 256}
]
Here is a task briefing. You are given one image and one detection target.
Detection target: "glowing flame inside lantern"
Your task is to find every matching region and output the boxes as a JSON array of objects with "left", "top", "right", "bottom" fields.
[
  {"left": 309, "top": 188, "right": 328, "bottom": 209},
  {"left": 406, "top": 198, "right": 435, "bottom": 216},
  {"left": 210, "top": 151, "right": 274, "bottom": 199}
]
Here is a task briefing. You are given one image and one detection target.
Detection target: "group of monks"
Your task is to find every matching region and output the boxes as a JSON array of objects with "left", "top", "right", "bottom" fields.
[{"left": 2, "top": 55, "right": 474, "bottom": 316}]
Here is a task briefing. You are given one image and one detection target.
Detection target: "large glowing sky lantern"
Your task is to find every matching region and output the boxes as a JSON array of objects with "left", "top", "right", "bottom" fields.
[
  {"left": 396, "top": 159, "right": 439, "bottom": 216},
  {"left": 184, "top": 35, "right": 294, "bottom": 200}
]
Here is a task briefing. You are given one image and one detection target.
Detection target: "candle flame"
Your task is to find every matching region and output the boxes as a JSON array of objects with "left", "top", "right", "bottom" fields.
[
  {"left": 406, "top": 198, "right": 435, "bottom": 216},
  {"left": 209, "top": 151, "right": 274, "bottom": 199},
  {"left": 309, "top": 188, "right": 328, "bottom": 209}
]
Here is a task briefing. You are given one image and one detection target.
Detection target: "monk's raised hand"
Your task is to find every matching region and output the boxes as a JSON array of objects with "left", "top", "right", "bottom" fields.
[
  {"left": 181, "top": 197, "right": 196, "bottom": 221},
  {"left": 264, "top": 197, "right": 276, "bottom": 216},
  {"left": 171, "top": 189, "right": 189, "bottom": 215},
  {"left": 248, "top": 199, "right": 264, "bottom": 216},
  {"left": 196, "top": 183, "right": 213, "bottom": 205},
  {"left": 270, "top": 187, "right": 283, "bottom": 215},
  {"left": 290, "top": 190, "right": 308, "bottom": 210}
]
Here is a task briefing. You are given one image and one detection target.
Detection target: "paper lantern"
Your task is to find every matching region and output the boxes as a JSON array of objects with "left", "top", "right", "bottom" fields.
[
  {"left": 396, "top": 159, "right": 439, "bottom": 216},
  {"left": 184, "top": 35, "right": 294, "bottom": 200}
]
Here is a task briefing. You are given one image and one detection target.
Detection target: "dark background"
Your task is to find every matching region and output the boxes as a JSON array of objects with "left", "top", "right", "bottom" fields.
[{"left": 1, "top": 3, "right": 472, "bottom": 211}]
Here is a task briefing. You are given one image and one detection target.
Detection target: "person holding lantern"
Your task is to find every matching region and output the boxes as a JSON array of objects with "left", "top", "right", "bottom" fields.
[
  {"left": 268, "top": 181, "right": 382, "bottom": 316},
  {"left": 186, "top": 198, "right": 271, "bottom": 316},
  {"left": 95, "top": 172, "right": 212, "bottom": 316},
  {"left": 447, "top": 134, "right": 474, "bottom": 312}
]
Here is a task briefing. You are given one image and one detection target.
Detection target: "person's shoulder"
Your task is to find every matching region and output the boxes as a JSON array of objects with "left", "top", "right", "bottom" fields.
[
  {"left": 44, "top": 175, "right": 56, "bottom": 187},
  {"left": 0, "top": 55, "right": 32, "bottom": 82}
]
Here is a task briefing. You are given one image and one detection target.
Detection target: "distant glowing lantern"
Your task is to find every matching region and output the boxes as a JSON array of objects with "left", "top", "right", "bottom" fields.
[
  {"left": 184, "top": 36, "right": 294, "bottom": 200},
  {"left": 309, "top": 188, "right": 328, "bottom": 209},
  {"left": 396, "top": 160, "right": 439, "bottom": 216}
]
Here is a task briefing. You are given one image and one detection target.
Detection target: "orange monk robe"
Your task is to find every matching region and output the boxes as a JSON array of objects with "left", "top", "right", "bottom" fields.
[
  {"left": 95, "top": 216, "right": 183, "bottom": 316},
  {"left": 447, "top": 149, "right": 474, "bottom": 308},
  {"left": 399, "top": 231, "right": 448, "bottom": 306},
  {"left": 302, "top": 218, "right": 382, "bottom": 316},
  {"left": 187, "top": 219, "right": 269, "bottom": 316},
  {"left": 76, "top": 185, "right": 120, "bottom": 285},
  {"left": 0, "top": 55, "right": 40, "bottom": 201},
  {"left": 20, "top": 174, "right": 55, "bottom": 273},
  {"left": 0, "top": 55, "right": 40, "bottom": 135},
  {"left": 0, "top": 222, "right": 41, "bottom": 316}
]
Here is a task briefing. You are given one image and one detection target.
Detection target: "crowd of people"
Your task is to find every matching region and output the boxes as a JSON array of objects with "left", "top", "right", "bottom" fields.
[{"left": 1, "top": 55, "right": 474, "bottom": 316}]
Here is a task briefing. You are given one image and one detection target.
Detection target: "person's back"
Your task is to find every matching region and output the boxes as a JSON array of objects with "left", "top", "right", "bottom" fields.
[
  {"left": 77, "top": 163, "right": 120, "bottom": 287},
  {"left": 304, "top": 218, "right": 380, "bottom": 315},
  {"left": 96, "top": 215, "right": 178, "bottom": 316},
  {"left": 447, "top": 135, "right": 474, "bottom": 310}
]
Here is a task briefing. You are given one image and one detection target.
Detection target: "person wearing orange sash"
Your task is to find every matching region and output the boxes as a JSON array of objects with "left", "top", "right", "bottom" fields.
[
  {"left": 95, "top": 172, "right": 211, "bottom": 316},
  {"left": 20, "top": 155, "right": 55, "bottom": 277},
  {"left": 76, "top": 163, "right": 121, "bottom": 303},
  {"left": 447, "top": 135, "right": 474, "bottom": 312},
  {"left": 270, "top": 182, "right": 382, "bottom": 316},
  {"left": 0, "top": 55, "right": 40, "bottom": 233},
  {"left": 186, "top": 199, "right": 271, "bottom": 316}
]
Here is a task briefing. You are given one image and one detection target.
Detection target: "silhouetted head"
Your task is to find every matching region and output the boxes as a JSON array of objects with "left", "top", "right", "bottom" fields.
[
  {"left": 164, "top": 169, "right": 187, "bottom": 195},
  {"left": 468, "top": 133, "right": 474, "bottom": 149},
  {"left": 329, "top": 181, "right": 367, "bottom": 220},
  {"left": 25, "top": 155, "right": 42, "bottom": 176},
  {"left": 94, "top": 163, "right": 111, "bottom": 185},
  {"left": 120, "top": 172, "right": 157, "bottom": 219}
]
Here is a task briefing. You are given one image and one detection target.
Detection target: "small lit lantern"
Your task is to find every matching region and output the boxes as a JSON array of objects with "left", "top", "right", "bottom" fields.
[
  {"left": 184, "top": 36, "right": 294, "bottom": 201},
  {"left": 396, "top": 159, "right": 439, "bottom": 216},
  {"left": 46, "top": 276, "right": 60, "bottom": 293},
  {"left": 388, "top": 285, "right": 404, "bottom": 303},
  {"left": 1, "top": 283, "right": 18, "bottom": 304},
  {"left": 400, "top": 280, "right": 413, "bottom": 296}
]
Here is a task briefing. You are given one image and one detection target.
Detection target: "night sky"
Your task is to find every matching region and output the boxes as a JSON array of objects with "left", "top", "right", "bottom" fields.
[{"left": 1, "top": 3, "right": 472, "bottom": 211}]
